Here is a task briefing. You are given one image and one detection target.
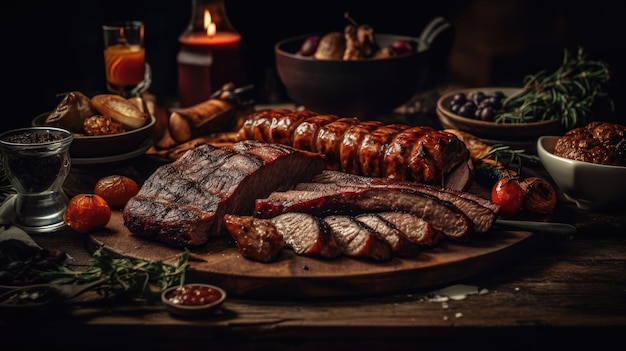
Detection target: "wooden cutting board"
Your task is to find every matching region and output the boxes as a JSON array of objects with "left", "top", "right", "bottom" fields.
[{"left": 88, "top": 211, "right": 538, "bottom": 300}]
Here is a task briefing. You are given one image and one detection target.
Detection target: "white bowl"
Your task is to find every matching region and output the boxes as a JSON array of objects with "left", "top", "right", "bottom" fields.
[
  {"left": 161, "top": 283, "right": 226, "bottom": 317},
  {"left": 537, "top": 136, "right": 626, "bottom": 211}
]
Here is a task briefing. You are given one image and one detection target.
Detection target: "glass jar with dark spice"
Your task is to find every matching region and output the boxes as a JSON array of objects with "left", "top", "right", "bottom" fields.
[{"left": 0, "top": 127, "right": 73, "bottom": 233}]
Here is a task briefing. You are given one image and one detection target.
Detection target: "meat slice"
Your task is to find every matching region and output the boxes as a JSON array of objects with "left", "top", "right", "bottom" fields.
[
  {"left": 308, "top": 170, "right": 498, "bottom": 233},
  {"left": 354, "top": 213, "right": 420, "bottom": 257},
  {"left": 123, "top": 141, "right": 326, "bottom": 247},
  {"left": 271, "top": 212, "right": 341, "bottom": 259},
  {"left": 376, "top": 212, "right": 442, "bottom": 248},
  {"left": 223, "top": 214, "right": 284, "bottom": 263},
  {"left": 323, "top": 215, "right": 392, "bottom": 261},
  {"left": 255, "top": 186, "right": 473, "bottom": 241}
]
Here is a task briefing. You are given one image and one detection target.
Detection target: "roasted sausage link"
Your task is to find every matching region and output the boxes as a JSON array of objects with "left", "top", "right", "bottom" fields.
[{"left": 237, "top": 109, "right": 469, "bottom": 185}]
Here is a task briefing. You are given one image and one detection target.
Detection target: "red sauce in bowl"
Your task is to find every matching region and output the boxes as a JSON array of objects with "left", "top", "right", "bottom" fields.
[{"left": 166, "top": 285, "right": 223, "bottom": 306}]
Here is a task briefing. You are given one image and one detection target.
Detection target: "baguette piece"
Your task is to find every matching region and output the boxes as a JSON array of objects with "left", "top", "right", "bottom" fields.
[
  {"left": 168, "top": 98, "right": 236, "bottom": 143},
  {"left": 91, "top": 94, "right": 148, "bottom": 130}
]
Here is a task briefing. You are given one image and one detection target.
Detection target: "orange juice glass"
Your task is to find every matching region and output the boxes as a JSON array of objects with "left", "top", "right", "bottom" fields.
[{"left": 102, "top": 21, "right": 148, "bottom": 97}]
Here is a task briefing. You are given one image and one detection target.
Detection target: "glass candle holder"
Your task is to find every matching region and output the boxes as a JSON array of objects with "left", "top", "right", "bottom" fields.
[
  {"left": 0, "top": 127, "right": 73, "bottom": 233},
  {"left": 177, "top": 0, "right": 242, "bottom": 107}
]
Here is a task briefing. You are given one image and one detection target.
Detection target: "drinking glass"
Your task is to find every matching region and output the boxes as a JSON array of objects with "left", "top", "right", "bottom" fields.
[
  {"left": 0, "top": 127, "right": 73, "bottom": 233},
  {"left": 102, "top": 21, "right": 151, "bottom": 97}
]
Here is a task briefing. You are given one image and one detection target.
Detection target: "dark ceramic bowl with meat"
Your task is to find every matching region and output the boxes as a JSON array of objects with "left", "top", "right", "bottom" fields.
[
  {"left": 32, "top": 113, "right": 155, "bottom": 159},
  {"left": 275, "top": 17, "right": 453, "bottom": 118}
]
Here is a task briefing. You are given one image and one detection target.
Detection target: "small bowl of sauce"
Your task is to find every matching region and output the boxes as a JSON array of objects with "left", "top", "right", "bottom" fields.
[{"left": 161, "top": 283, "right": 226, "bottom": 317}]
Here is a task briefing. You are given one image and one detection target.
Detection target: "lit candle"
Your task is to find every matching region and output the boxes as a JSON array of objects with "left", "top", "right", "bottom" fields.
[
  {"left": 179, "top": 32, "right": 241, "bottom": 49},
  {"left": 179, "top": 9, "right": 241, "bottom": 49}
]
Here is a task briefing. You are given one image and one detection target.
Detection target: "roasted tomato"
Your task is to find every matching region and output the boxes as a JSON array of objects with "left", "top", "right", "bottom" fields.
[
  {"left": 94, "top": 175, "right": 139, "bottom": 209},
  {"left": 63, "top": 194, "right": 111, "bottom": 233},
  {"left": 491, "top": 177, "right": 526, "bottom": 218}
]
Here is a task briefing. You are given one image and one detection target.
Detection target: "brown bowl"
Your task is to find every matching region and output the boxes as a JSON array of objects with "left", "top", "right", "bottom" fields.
[
  {"left": 275, "top": 17, "right": 452, "bottom": 118},
  {"left": 33, "top": 113, "right": 155, "bottom": 158},
  {"left": 276, "top": 34, "right": 425, "bottom": 118},
  {"left": 436, "top": 87, "right": 563, "bottom": 145}
]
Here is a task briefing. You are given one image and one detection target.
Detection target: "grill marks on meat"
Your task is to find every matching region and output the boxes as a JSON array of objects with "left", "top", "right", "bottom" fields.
[
  {"left": 123, "top": 140, "right": 326, "bottom": 247},
  {"left": 237, "top": 109, "right": 470, "bottom": 188},
  {"left": 324, "top": 215, "right": 392, "bottom": 261}
]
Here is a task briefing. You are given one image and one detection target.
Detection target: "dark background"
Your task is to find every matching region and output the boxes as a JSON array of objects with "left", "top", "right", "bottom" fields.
[{"left": 3, "top": 0, "right": 623, "bottom": 132}]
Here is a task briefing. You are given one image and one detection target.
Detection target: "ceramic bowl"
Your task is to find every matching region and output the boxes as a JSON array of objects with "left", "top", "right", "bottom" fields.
[
  {"left": 537, "top": 136, "right": 626, "bottom": 211},
  {"left": 436, "top": 87, "right": 563, "bottom": 148},
  {"left": 32, "top": 113, "right": 155, "bottom": 158},
  {"left": 161, "top": 283, "right": 226, "bottom": 317},
  {"left": 274, "top": 17, "right": 453, "bottom": 118}
]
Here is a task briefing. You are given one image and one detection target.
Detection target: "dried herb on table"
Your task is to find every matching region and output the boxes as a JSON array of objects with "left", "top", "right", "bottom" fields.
[
  {"left": 33, "top": 246, "right": 190, "bottom": 304},
  {"left": 495, "top": 47, "right": 614, "bottom": 129}
]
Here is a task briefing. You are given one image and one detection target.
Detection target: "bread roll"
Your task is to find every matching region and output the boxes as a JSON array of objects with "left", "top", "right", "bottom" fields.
[{"left": 91, "top": 94, "right": 148, "bottom": 130}]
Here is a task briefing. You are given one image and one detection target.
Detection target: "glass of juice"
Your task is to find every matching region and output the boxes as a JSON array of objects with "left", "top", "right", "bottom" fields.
[{"left": 102, "top": 21, "right": 151, "bottom": 97}]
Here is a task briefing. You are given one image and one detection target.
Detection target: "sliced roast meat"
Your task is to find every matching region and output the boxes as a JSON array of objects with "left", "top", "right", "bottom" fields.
[
  {"left": 375, "top": 212, "right": 442, "bottom": 248},
  {"left": 354, "top": 213, "right": 420, "bottom": 257},
  {"left": 444, "top": 160, "right": 473, "bottom": 192},
  {"left": 271, "top": 212, "right": 341, "bottom": 259},
  {"left": 123, "top": 140, "right": 326, "bottom": 247},
  {"left": 223, "top": 214, "right": 284, "bottom": 263},
  {"left": 323, "top": 215, "right": 392, "bottom": 261},
  {"left": 255, "top": 186, "right": 474, "bottom": 241},
  {"left": 308, "top": 170, "right": 498, "bottom": 233}
]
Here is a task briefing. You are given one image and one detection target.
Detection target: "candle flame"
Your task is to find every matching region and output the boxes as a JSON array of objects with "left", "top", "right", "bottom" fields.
[{"left": 204, "top": 9, "right": 216, "bottom": 37}]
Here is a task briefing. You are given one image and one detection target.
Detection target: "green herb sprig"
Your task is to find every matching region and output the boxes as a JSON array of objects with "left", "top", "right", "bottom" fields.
[
  {"left": 495, "top": 47, "right": 614, "bottom": 129},
  {"left": 34, "top": 246, "right": 190, "bottom": 303}
]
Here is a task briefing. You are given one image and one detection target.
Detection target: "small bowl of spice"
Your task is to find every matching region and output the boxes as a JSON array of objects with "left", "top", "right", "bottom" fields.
[{"left": 161, "top": 283, "right": 226, "bottom": 317}]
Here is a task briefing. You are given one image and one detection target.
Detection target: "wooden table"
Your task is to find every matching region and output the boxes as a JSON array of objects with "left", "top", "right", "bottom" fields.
[{"left": 2, "top": 100, "right": 626, "bottom": 350}]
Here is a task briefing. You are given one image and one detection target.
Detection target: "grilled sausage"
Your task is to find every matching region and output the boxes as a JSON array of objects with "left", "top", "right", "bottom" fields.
[
  {"left": 359, "top": 124, "right": 409, "bottom": 177},
  {"left": 292, "top": 115, "right": 338, "bottom": 151},
  {"left": 236, "top": 110, "right": 469, "bottom": 186},
  {"left": 339, "top": 120, "right": 384, "bottom": 174},
  {"left": 315, "top": 117, "right": 359, "bottom": 170}
]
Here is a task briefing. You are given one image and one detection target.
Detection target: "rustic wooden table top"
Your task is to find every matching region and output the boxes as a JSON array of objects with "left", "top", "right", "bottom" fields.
[{"left": 2, "top": 99, "right": 625, "bottom": 350}]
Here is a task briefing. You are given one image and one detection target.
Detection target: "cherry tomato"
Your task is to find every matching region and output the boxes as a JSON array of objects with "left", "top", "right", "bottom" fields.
[
  {"left": 63, "top": 194, "right": 111, "bottom": 234},
  {"left": 94, "top": 175, "right": 139, "bottom": 209},
  {"left": 491, "top": 178, "right": 526, "bottom": 218}
]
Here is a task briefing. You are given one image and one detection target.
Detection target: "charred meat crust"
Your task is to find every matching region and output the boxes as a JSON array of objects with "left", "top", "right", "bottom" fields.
[{"left": 124, "top": 141, "right": 327, "bottom": 247}]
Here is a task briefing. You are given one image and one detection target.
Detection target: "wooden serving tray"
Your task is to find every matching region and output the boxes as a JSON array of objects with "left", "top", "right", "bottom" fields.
[{"left": 88, "top": 211, "right": 538, "bottom": 300}]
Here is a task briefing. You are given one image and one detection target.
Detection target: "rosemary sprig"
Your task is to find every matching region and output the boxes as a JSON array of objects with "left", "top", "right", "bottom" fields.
[
  {"left": 34, "top": 246, "right": 190, "bottom": 303},
  {"left": 478, "top": 144, "right": 540, "bottom": 176},
  {"left": 495, "top": 47, "right": 613, "bottom": 129}
]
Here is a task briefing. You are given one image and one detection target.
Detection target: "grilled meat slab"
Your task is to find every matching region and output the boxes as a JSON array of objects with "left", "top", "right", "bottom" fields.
[{"left": 123, "top": 140, "right": 326, "bottom": 247}]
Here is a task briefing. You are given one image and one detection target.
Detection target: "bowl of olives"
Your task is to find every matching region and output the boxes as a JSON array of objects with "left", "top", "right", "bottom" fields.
[
  {"left": 275, "top": 17, "right": 453, "bottom": 118},
  {"left": 436, "top": 86, "right": 563, "bottom": 146}
]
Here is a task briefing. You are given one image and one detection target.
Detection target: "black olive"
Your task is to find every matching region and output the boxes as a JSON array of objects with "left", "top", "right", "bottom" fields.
[{"left": 457, "top": 101, "right": 477, "bottom": 118}]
